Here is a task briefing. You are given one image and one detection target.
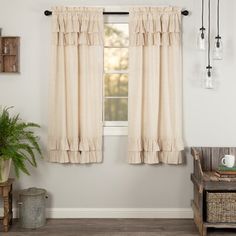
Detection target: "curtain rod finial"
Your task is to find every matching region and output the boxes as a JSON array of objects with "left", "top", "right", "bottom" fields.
[
  {"left": 44, "top": 10, "right": 52, "bottom": 16},
  {"left": 182, "top": 10, "right": 189, "bottom": 16}
]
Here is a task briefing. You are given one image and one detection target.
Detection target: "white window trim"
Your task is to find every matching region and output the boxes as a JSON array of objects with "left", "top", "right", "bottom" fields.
[
  {"left": 103, "top": 126, "right": 128, "bottom": 136},
  {"left": 103, "top": 14, "right": 129, "bottom": 136},
  {"left": 104, "top": 121, "right": 128, "bottom": 127},
  {"left": 105, "top": 70, "right": 128, "bottom": 74}
]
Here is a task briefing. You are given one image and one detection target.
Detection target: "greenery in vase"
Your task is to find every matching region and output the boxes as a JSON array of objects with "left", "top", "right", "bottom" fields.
[{"left": 0, "top": 107, "right": 42, "bottom": 180}]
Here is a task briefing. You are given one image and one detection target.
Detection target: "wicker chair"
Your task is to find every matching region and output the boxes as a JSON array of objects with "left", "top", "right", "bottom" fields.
[{"left": 191, "top": 147, "right": 236, "bottom": 236}]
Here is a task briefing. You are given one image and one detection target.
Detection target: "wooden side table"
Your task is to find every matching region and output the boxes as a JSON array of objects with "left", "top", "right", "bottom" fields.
[
  {"left": 0, "top": 178, "right": 14, "bottom": 232},
  {"left": 191, "top": 147, "right": 236, "bottom": 236}
]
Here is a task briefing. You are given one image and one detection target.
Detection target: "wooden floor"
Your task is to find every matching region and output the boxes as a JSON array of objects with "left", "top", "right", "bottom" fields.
[{"left": 1, "top": 219, "right": 236, "bottom": 235}]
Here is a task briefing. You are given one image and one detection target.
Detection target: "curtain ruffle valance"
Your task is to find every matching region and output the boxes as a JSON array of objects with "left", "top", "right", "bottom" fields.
[
  {"left": 52, "top": 7, "right": 104, "bottom": 45},
  {"left": 129, "top": 7, "right": 181, "bottom": 46}
]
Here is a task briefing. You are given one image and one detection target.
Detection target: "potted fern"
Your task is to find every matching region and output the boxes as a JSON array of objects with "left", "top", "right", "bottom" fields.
[{"left": 0, "top": 107, "right": 42, "bottom": 182}]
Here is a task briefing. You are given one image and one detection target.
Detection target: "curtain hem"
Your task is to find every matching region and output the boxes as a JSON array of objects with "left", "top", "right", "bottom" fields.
[
  {"left": 128, "top": 151, "right": 183, "bottom": 165},
  {"left": 47, "top": 150, "right": 102, "bottom": 164}
]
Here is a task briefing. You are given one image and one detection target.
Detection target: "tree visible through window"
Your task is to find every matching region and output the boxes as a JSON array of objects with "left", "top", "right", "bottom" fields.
[{"left": 104, "top": 24, "right": 129, "bottom": 123}]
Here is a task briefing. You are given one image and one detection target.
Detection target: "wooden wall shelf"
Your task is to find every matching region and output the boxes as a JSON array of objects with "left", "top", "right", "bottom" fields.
[{"left": 0, "top": 36, "right": 20, "bottom": 73}]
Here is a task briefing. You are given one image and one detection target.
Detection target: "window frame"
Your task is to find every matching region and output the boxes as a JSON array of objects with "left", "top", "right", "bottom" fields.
[{"left": 103, "top": 14, "right": 129, "bottom": 136}]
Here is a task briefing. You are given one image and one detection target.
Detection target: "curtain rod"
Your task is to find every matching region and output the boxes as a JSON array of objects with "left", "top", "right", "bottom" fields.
[{"left": 44, "top": 10, "right": 189, "bottom": 16}]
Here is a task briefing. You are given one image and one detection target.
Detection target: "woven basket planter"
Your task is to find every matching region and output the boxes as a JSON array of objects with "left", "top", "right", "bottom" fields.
[{"left": 207, "top": 192, "right": 236, "bottom": 223}]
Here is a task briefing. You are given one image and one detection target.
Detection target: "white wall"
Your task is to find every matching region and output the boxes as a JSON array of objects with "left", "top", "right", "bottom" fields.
[{"left": 0, "top": 0, "right": 236, "bottom": 215}]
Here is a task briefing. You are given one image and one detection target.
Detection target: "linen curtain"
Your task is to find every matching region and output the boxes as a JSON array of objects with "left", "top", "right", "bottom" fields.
[
  {"left": 48, "top": 7, "right": 104, "bottom": 163},
  {"left": 128, "top": 7, "right": 184, "bottom": 164}
]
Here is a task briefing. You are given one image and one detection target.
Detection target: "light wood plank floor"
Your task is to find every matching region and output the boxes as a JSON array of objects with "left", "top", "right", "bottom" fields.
[{"left": 1, "top": 219, "right": 236, "bottom": 235}]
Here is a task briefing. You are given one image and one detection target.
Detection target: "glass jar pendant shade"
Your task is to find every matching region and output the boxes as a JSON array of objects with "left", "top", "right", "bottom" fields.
[
  {"left": 205, "top": 66, "right": 214, "bottom": 89},
  {"left": 198, "top": 0, "right": 206, "bottom": 50},
  {"left": 213, "top": 36, "right": 223, "bottom": 60},
  {"left": 197, "top": 28, "right": 206, "bottom": 50}
]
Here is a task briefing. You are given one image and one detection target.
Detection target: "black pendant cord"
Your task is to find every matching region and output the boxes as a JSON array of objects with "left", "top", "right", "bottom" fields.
[
  {"left": 217, "top": 0, "right": 220, "bottom": 36},
  {"left": 216, "top": 0, "right": 221, "bottom": 47},
  {"left": 202, "top": 0, "right": 204, "bottom": 28},
  {"left": 207, "top": 0, "right": 212, "bottom": 75},
  {"left": 200, "top": 0, "right": 205, "bottom": 37},
  {"left": 44, "top": 10, "right": 189, "bottom": 16}
]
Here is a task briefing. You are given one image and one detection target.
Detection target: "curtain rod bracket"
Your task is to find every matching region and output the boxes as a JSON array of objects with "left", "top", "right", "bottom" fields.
[{"left": 44, "top": 9, "right": 189, "bottom": 16}]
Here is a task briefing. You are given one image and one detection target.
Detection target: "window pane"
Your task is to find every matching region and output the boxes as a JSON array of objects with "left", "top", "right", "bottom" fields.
[
  {"left": 104, "top": 48, "right": 128, "bottom": 71},
  {"left": 105, "top": 74, "right": 128, "bottom": 97},
  {"left": 105, "top": 24, "right": 129, "bottom": 47},
  {"left": 105, "top": 98, "right": 128, "bottom": 121}
]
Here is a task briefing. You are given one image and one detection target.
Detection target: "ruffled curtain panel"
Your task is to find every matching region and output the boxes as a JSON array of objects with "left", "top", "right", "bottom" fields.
[
  {"left": 48, "top": 7, "right": 104, "bottom": 163},
  {"left": 128, "top": 7, "right": 184, "bottom": 164}
]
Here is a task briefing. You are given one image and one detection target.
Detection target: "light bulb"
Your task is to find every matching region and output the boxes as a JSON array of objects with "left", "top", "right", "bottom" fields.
[
  {"left": 213, "top": 37, "right": 223, "bottom": 60},
  {"left": 197, "top": 28, "right": 206, "bottom": 50},
  {"left": 204, "top": 67, "right": 214, "bottom": 89}
]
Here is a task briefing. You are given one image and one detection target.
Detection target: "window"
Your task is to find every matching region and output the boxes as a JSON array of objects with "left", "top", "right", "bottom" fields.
[{"left": 103, "top": 18, "right": 129, "bottom": 135}]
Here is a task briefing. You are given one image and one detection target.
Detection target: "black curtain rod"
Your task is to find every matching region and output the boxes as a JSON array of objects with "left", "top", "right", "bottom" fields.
[{"left": 44, "top": 10, "right": 189, "bottom": 16}]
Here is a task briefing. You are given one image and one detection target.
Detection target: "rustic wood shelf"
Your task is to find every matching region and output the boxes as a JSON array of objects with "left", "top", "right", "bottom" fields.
[{"left": 0, "top": 36, "right": 20, "bottom": 73}]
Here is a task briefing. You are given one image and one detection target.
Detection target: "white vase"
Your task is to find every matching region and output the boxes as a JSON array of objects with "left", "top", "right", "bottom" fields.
[{"left": 0, "top": 158, "right": 12, "bottom": 183}]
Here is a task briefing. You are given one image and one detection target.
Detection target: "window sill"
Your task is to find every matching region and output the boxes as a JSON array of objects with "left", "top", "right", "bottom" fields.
[{"left": 103, "top": 126, "right": 128, "bottom": 136}]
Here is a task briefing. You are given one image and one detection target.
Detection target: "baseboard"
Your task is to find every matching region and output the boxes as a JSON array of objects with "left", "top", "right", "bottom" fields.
[
  {"left": 47, "top": 208, "right": 193, "bottom": 219},
  {"left": 1, "top": 208, "right": 193, "bottom": 219}
]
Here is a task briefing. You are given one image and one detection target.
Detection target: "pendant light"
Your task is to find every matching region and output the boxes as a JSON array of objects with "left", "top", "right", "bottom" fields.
[
  {"left": 205, "top": 0, "right": 214, "bottom": 89},
  {"left": 213, "top": 0, "right": 223, "bottom": 60},
  {"left": 197, "top": 0, "right": 206, "bottom": 50}
]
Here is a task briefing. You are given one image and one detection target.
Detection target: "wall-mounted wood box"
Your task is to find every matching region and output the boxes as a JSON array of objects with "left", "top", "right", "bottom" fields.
[{"left": 0, "top": 36, "right": 20, "bottom": 73}]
